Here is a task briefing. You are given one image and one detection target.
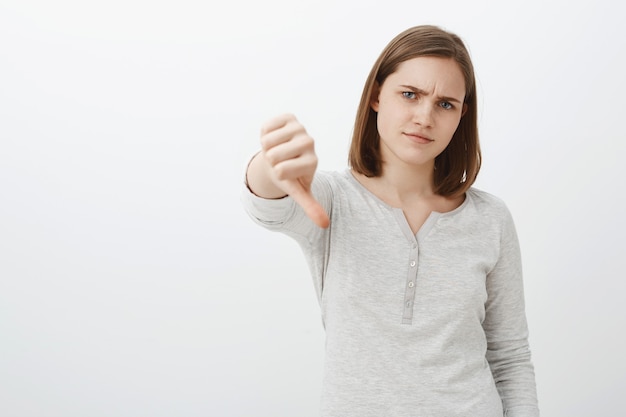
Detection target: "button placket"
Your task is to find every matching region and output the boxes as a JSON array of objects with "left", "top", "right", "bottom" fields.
[{"left": 402, "top": 243, "right": 419, "bottom": 324}]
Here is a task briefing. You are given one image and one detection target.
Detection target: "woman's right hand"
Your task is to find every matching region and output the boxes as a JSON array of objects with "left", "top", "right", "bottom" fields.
[{"left": 249, "top": 113, "right": 330, "bottom": 228}]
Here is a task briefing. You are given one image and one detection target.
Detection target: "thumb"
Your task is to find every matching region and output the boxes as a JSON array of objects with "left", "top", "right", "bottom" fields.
[{"left": 284, "top": 180, "right": 330, "bottom": 229}]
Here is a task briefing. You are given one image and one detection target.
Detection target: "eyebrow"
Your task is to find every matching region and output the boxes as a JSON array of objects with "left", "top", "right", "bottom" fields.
[{"left": 399, "top": 85, "right": 463, "bottom": 104}]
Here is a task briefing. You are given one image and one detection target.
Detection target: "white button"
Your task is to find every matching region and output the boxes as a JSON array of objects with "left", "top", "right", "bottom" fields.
[
  {"left": 410, "top": 261, "right": 416, "bottom": 267},
  {"left": 406, "top": 301, "right": 411, "bottom": 308},
  {"left": 408, "top": 282, "right": 414, "bottom": 288}
]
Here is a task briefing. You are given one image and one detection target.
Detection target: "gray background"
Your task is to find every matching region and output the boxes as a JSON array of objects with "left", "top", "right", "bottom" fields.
[{"left": 1, "top": 0, "right": 624, "bottom": 415}]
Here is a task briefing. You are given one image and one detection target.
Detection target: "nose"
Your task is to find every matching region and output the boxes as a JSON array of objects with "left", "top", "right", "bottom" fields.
[{"left": 412, "top": 101, "right": 434, "bottom": 127}]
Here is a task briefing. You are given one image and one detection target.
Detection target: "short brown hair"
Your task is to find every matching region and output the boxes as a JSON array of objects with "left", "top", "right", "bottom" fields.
[{"left": 348, "top": 25, "right": 481, "bottom": 198}]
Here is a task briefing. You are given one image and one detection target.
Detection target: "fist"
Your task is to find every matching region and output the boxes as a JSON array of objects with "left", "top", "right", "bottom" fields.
[{"left": 260, "top": 114, "right": 330, "bottom": 228}]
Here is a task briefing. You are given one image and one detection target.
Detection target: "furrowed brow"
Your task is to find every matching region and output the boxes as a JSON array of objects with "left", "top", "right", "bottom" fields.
[{"left": 399, "top": 85, "right": 463, "bottom": 103}]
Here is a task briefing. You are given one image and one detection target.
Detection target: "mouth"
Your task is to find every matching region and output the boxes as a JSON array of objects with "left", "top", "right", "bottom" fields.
[{"left": 403, "top": 132, "right": 434, "bottom": 144}]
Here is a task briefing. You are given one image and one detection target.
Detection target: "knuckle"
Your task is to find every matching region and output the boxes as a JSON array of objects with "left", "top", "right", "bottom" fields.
[
  {"left": 274, "top": 165, "right": 287, "bottom": 180},
  {"left": 263, "top": 149, "right": 276, "bottom": 165},
  {"left": 260, "top": 137, "right": 269, "bottom": 150},
  {"left": 302, "top": 135, "right": 315, "bottom": 148},
  {"left": 286, "top": 117, "right": 303, "bottom": 129}
]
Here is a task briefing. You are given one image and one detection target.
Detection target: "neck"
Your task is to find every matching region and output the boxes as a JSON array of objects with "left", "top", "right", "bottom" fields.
[{"left": 379, "top": 160, "right": 436, "bottom": 200}]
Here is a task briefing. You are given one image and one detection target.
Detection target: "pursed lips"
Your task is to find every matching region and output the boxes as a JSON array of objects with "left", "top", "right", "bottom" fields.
[{"left": 403, "top": 132, "right": 434, "bottom": 142}]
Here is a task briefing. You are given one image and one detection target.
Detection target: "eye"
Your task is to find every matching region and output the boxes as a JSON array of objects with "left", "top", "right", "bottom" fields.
[
  {"left": 402, "top": 91, "right": 416, "bottom": 99},
  {"left": 440, "top": 101, "right": 454, "bottom": 110}
]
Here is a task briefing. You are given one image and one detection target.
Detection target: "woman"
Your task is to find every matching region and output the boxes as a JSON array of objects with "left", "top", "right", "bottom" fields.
[{"left": 242, "top": 25, "right": 540, "bottom": 417}]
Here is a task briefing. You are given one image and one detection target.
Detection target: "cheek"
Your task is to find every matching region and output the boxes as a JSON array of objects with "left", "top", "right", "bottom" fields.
[
  {"left": 375, "top": 103, "right": 394, "bottom": 132},
  {"left": 441, "top": 113, "right": 462, "bottom": 133},
  {"left": 379, "top": 100, "right": 410, "bottom": 124}
]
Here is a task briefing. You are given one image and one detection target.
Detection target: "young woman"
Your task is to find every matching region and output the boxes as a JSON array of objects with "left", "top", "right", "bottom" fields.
[{"left": 242, "top": 25, "right": 540, "bottom": 417}]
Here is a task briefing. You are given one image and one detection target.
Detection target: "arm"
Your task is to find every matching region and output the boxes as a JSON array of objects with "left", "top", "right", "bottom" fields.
[
  {"left": 246, "top": 113, "right": 329, "bottom": 228},
  {"left": 483, "top": 208, "right": 540, "bottom": 417}
]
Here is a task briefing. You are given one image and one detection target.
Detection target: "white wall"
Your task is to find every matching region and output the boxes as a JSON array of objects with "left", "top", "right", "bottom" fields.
[{"left": 1, "top": 1, "right": 624, "bottom": 416}]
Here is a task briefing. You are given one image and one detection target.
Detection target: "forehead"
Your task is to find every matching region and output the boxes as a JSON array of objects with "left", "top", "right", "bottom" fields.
[{"left": 386, "top": 56, "right": 466, "bottom": 97}]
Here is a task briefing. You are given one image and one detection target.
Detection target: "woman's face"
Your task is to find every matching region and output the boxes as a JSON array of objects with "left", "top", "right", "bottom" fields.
[{"left": 371, "top": 56, "right": 467, "bottom": 171}]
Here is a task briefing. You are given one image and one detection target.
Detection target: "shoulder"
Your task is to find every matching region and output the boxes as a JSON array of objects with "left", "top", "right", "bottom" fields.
[
  {"left": 466, "top": 187, "right": 511, "bottom": 216},
  {"left": 314, "top": 169, "right": 351, "bottom": 184},
  {"left": 312, "top": 169, "right": 354, "bottom": 195},
  {"left": 463, "top": 187, "right": 518, "bottom": 233},
  {"left": 465, "top": 188, "right": 519, "bottom": 243}
]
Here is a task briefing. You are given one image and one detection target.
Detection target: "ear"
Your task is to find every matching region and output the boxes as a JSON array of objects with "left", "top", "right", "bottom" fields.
[
  {"left": 461, "top": 103, "right": 468, "bottom": 117},
  {"left": 370, "top": 81, "right": 381, "bottom": 112}
]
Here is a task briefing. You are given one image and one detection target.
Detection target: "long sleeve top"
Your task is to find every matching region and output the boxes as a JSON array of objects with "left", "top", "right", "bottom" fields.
[{"left": 242, "top": 169, "right": 540, "bottom": 417}]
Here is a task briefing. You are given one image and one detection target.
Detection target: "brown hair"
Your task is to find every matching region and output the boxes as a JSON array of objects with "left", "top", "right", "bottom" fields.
[{"left": 348, "top": 25, "right": 481, "bottom": 197}]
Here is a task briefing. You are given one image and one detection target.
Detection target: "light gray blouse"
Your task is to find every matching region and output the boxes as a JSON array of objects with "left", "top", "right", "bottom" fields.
[{"left": 242, "top": 169, "right": 540, "bottom": 417}]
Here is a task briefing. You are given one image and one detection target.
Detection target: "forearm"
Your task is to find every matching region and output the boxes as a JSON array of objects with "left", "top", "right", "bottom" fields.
[{"left": 487, "top": 339, "right": 539, "bottom": 416}]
